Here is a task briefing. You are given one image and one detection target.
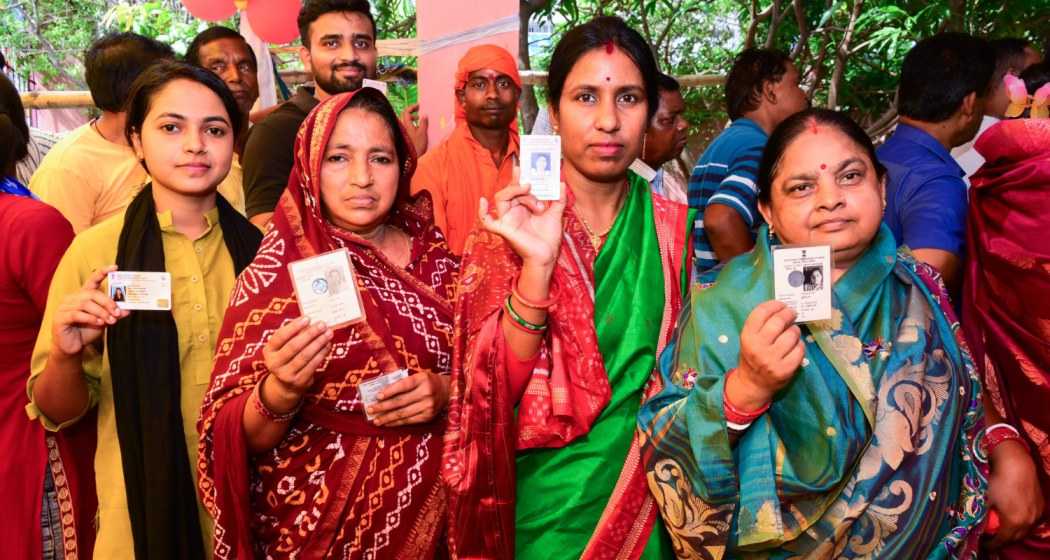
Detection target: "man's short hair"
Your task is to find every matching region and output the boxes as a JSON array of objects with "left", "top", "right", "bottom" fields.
[
  {"left": 990, "top": 37, "right": 1033, "bottom": 87},
  {"left": 897, "top": 32, "right": 995, "bottom": 123},
  {"left": 298, "top": 0, "right": 376, "bottom": 46},
  {"left": 185, "top": 26, "right": 257, "bottom": 69},
  {"left": 724, "top": 48, "right": 791, "bottom": 120},
  {"left": 84, "top": 32, "right": 174, "bottom": 112},
  {"left": 657, "top": 72, "right": 680, "bottom": 93}
]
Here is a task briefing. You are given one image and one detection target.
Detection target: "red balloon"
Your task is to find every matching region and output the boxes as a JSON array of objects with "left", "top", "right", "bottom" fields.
[
  {"left": 247, "top": 0, "right": 303, "bottom": 44},
  {"left": 181, "top": 0, "right": 237, "bottom": 21}
]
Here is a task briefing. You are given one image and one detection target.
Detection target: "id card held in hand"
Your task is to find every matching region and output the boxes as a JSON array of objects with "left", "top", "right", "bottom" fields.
[
  {"left": 520, "top": 135, "right": 562, "bottom": 201},
  {"left": 772, "top": 244, "right": 833, "bottom": 323},
  {"left": 358, "top": 369, "right": 409, "bottom": 420},
  {"left": 288, "top": 248, "right": 364, "bottom": 329},
  {"left": 107, "top": 271, "right": 172, "bottom": 311}
]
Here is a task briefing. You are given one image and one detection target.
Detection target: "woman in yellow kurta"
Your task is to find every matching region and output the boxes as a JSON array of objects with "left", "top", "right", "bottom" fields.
[{"left": 27, "top": 61, "right": 261, "bottom": 560}]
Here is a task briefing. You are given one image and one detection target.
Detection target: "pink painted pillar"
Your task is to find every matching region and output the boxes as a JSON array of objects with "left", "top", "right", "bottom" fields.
[{"left": 416, "top": 0, "right": 519, "bottom": 149}]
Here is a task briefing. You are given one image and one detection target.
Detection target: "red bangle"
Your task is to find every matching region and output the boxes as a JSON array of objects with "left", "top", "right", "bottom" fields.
[
  {"left": 723, "top": 369, "right": 770, "bottom": 428},
  {"left": 253, "top": 376, "right": 302, "bottom": 423},
  {"left": 512, "top": 279, "right": 557, "bottom": 310},
  {"left": 982, "top": 423, "right": 1028, "bottom": 458}
]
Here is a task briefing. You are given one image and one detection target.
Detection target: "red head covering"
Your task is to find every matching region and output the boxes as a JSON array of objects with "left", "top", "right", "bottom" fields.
[{"left": 453, "top": 44, "right": 522, "bottom": 130}]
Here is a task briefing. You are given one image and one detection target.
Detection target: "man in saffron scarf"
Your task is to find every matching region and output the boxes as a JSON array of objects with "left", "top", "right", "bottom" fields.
[
  {"left": 411, "top": 44, "right": 521, "bottom": 254},
  {"left": 198, "top": 88, "right": 457, "bottom": 559},
  {"left": 442, "top": 17, "right": 693, "bottom": 559},
  {"left": 963, "top": 64, "right": 1050, "bottom": 559}
]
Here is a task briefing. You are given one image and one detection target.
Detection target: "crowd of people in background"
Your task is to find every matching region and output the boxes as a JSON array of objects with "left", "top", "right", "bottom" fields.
[{"left": 2, "top": 0, "right": 1050, "bottom": 558}]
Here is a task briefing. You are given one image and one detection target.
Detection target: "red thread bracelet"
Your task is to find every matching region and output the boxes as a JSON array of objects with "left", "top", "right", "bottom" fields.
[{"left": 723, "top": 369, "right": 771, "bottom": 427}]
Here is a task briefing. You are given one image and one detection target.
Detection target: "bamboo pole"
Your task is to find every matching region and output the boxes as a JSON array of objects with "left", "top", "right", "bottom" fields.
[
  {"left": 270, "top": 38, "right": 422, "bottom": 57},
  {"left": 20, "top": 70, "right": 728, "bottom": 109},
  {"left": 20, "top": 90, "right": 94, "bottom": 109}
]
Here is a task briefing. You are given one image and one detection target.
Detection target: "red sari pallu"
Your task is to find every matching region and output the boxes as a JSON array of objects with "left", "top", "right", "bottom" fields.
[
  {"left": 197, "top": 90, "right": 458, "bottom": 560},
  {"left": 964, "top": 118, "right": 1050, "bottom": 559}
]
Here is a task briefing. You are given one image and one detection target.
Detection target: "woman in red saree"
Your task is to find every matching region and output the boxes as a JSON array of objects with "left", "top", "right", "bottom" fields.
[
  {"left": 964, "top": 64, "right": 1050, "bottom": 559},
  {"left": 197, "top": 88, "right": 457, "bottom": 559},
  {"left": 442, "top": 16, "right": 693, "bottom": 560}
]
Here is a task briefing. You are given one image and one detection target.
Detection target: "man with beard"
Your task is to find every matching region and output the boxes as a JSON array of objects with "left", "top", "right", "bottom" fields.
[
  {"left": 410, "top": 45, "right": 521, "bottom": 254},
  {"left": 241, "top": 0, "right": 428, "bottom": 228},
  {"left": 185, "top": 26, "right": 261, "bottom": 214},
  {"left": 639, "top": 73, "right": 689, "bottom": 203}
]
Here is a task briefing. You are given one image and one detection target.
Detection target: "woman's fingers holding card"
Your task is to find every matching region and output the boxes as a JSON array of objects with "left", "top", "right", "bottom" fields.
[
  {"left": 264, "top": 317, "right": 332, "bottom": 385},
  {"left": 370, "top": 373, "right": 449, "bottom": 426}
]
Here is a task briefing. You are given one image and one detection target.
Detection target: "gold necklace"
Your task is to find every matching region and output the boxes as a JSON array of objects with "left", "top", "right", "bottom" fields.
[
  {"left": 573, "top": 180, "right": 628, "bottom": 251},
  {"left": 576, "top": 213, "right": 614, "bottom": 251}
]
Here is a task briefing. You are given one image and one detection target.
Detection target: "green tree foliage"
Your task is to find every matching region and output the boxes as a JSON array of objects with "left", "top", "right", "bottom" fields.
[{"left": 524, "top": 0, "right": 1050, "bottom": 143}]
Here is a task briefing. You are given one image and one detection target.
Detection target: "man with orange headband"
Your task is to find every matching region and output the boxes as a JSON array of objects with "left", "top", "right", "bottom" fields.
[{"left": 411, "top": 44, "right": 521, "bottom": 254}]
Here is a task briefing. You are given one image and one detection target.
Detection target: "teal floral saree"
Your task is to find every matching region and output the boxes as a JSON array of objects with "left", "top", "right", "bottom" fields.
[{"left": 638, "top": 224, "right": 987, "bottom": 559}]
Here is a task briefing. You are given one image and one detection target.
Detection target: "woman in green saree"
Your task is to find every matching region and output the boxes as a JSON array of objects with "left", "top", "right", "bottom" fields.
[
  {"left": 639, "top": 108, "right": 990, "bottom": 559},
  {"left": 442, "top": 16, "right": 693, "bottom": 560}
]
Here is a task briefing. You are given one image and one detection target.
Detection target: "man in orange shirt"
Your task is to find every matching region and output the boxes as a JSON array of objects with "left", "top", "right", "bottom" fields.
[{"left": 411, "top": 45, "right": 521, "bottom": 254}]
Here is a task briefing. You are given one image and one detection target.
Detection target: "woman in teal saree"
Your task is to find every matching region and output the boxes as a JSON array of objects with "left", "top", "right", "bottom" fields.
[{"left": 639, "top": 109, "right": 989, "bottom": 559}]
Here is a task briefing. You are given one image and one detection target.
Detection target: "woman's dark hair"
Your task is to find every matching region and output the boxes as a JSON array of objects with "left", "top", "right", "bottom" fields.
[
  {"left": 339, "top": 88, "right": 412, "bottom": 193},
  {"left": 0, "top": 72, "right": 29, "bottom": 174},
  {"left": 725, "top": 48, "right": 792, "bottom": 120},
  {"left": 1020, "top": 61, "right": 1050, "bottom": 94},
  {"left": 757, "top": 108, "right": 886, "bottom": 205},
  {"left": 123, "top": 60, "right": 244, "bottom": 163},
  {"left": 546, "top": 16, "right": 659, "bottom": 121}
]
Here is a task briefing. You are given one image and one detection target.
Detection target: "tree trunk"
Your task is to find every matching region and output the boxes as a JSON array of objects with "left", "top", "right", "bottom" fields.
[
  {"left": 519, "top": 0, "right": 552, "bottom": 133},
  {"left": 946, "top": 0, "right": 966, "bottom": 32}
]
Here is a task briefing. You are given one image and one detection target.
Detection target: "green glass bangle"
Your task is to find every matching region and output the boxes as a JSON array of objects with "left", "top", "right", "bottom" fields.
[{"left": 505, "top": 295, "right": 548, "bottom": 332}]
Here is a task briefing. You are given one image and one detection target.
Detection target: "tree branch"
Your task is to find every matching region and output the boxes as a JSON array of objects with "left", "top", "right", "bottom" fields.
[{"left": 827, "top": 0, "right": 863, "bottom": 109}]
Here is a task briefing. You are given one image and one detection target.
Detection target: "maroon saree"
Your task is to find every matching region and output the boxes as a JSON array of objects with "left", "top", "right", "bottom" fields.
[
  {"left": 964, "top": 118, "right": 1050, "bottom": 557},
  {"left": 197, "top": 91, "right": 457, "bottom": 559}
]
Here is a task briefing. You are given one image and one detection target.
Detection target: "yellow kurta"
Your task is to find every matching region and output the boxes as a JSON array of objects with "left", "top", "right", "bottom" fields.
[{"left": 27, "top": 207, "right": 235, "bottom": 559}]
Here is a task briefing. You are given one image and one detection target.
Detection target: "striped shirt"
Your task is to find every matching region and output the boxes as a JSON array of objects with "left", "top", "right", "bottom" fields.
[
  {"left": 687, "top": 118, "right": 767, "bottom": 277},
  {"left": 15, "top": 128, "right": 61, "bottom": 186}
]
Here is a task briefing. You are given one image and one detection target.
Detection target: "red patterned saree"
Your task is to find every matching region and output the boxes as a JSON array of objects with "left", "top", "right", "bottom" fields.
[{"left": 197, "top": 91, "right": 457, "bottom": 559}]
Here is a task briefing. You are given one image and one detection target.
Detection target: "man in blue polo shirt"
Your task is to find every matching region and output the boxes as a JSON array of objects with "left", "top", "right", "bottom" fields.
[
  {"left": 689, "top": 48, "right": 808, "bottom": 278},
  {"left": 878, "top": 32, "right": 994, "bottom": 293}
]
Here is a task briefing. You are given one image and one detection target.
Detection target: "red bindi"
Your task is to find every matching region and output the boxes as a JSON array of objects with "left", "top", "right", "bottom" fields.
[
  {"left": 820, "top": 163, "right": 827, "bottom": 170},
  {"left": 605, "top": 76, "right": 611, "bottom": 81},
  {"left": 604, "top": 40, "right": 615, "bottom": 54}
]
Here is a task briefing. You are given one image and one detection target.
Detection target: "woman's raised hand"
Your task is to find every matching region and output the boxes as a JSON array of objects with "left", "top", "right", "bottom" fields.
[
  {"left": 52, "top": 265, "right": 128, "bottom": 357},
  {"left": 731, "top": 300, "right": 806, "bottom": 409},
  {"left": 478, "top": 165, "right": 567, "bottom": 271}
]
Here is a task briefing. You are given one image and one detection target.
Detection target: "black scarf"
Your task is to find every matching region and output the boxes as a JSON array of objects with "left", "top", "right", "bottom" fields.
[{"left": 107, "top": 185, "right": 261, "bottom": 559}]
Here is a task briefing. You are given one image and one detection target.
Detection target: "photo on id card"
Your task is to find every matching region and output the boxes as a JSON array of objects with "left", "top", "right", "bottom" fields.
[
  {"left": 288, "top": 248, "right": 365, "bottom": 329},
  {"left": 772, "top": 244, "right": 832, "bottom": 323}
]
